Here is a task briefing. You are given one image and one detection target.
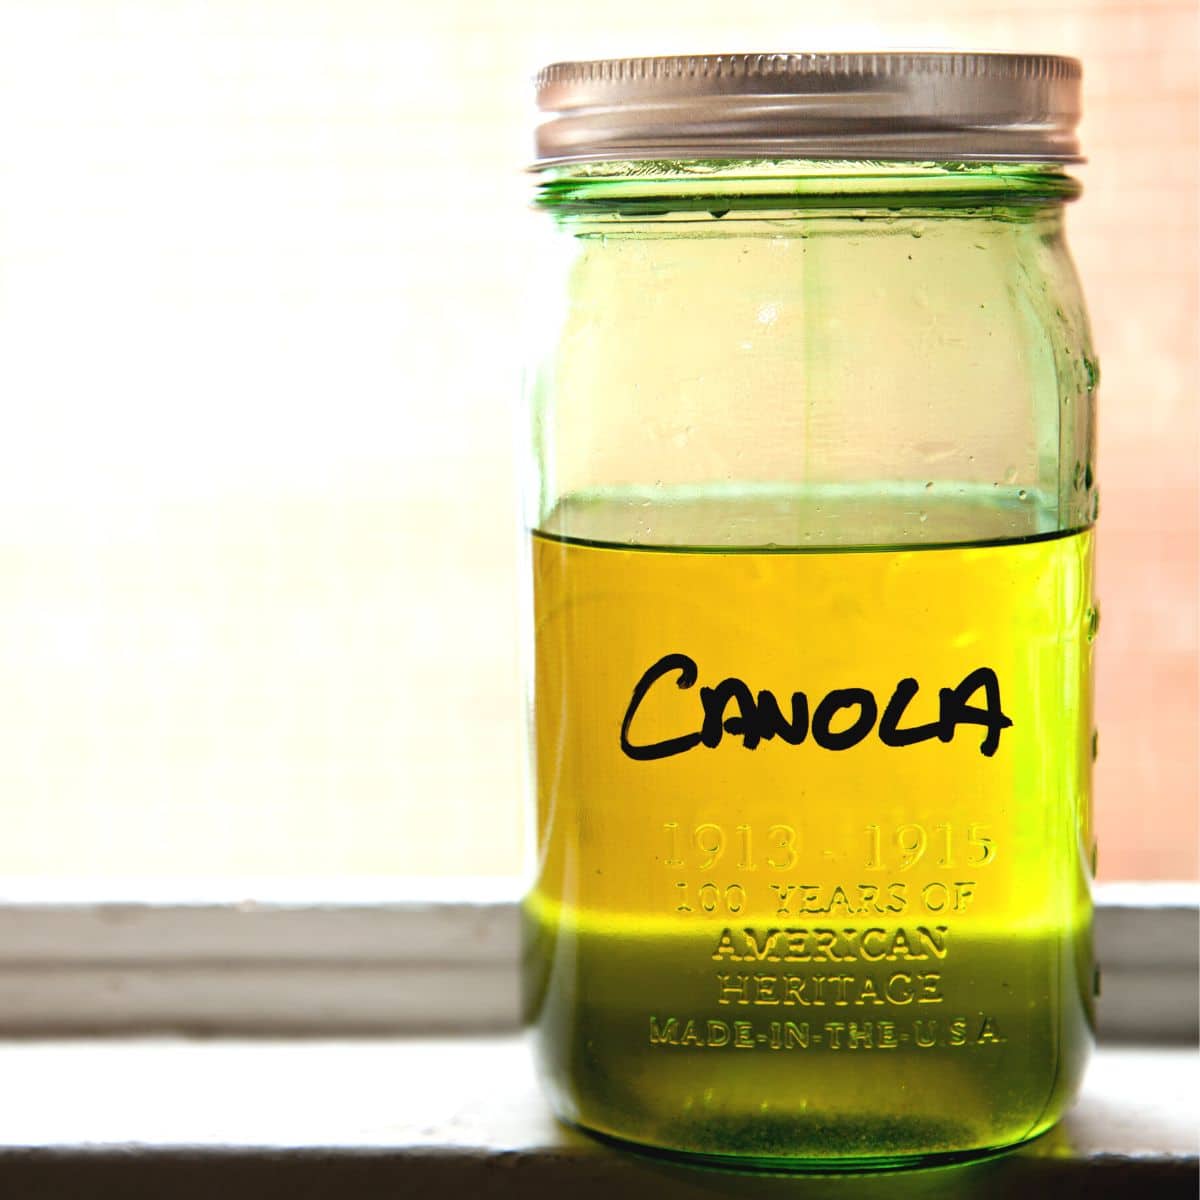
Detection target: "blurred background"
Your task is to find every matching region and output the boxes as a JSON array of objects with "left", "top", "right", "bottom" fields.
[{"left": 0, "top": 0, "right": 1193, "bottom": 882}]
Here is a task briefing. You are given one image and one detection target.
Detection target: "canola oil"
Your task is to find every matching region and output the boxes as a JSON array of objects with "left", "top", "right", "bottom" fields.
[{"left": 525, "top": 490, "right": 1095, "bottom": 1168}]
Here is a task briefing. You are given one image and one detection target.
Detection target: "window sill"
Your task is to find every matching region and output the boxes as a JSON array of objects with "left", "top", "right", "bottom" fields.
[
  {"left": 0, "top": 1035, "right": 1193, "bottom": 1197},
  {"left": 0, "top": 881, "right": 1193, "bottom": 1040}
]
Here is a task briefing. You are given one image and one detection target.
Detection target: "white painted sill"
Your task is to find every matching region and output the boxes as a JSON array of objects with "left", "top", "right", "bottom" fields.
[
  {"left": 0, "top": 1038, "right": 1193, "bottom": 1197},
  {"left": 0, "top": 881, "right": 1192, "bottom": 1195}
]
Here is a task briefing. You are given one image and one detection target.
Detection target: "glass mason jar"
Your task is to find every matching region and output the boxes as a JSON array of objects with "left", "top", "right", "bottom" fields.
[{"left": 522, "top": 53, "right": 1098, "bottom": 1170}]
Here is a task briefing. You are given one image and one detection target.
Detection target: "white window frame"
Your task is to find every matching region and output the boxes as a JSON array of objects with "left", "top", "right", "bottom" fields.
[{"left": 0, "top": 879, "right": 1192, "bottom": 1041}]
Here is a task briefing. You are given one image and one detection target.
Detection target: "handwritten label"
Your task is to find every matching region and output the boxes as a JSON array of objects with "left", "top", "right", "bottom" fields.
[{"left": 620, "top": 653, "right": 1012, "bottom": 761}]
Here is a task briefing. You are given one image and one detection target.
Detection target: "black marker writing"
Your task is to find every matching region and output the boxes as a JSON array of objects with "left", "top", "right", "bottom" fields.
[{"left": 620, "top": 655, "right": 1012, "bottom": 761}]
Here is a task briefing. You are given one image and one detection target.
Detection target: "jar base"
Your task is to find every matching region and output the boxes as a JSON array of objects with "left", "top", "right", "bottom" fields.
[{"left": 557, "top": 1110, "right": 1053, "bottom": 1175}]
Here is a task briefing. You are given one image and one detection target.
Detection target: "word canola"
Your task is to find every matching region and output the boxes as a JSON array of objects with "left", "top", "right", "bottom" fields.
[{"left": 620, "top": 653, "right": 1012, "bottom": 761}]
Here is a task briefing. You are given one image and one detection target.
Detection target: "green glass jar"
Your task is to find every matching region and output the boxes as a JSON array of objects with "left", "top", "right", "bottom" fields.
[{"left": 523, "top": 53, "right": 1097, "bottom": 1170}]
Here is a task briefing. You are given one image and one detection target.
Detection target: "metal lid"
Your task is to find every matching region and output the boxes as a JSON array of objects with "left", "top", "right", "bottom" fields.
[{"left": 535, "top": 53, "right": 1082, "bottom": 166}]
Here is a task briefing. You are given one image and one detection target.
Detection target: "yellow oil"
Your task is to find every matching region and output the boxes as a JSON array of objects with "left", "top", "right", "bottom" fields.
[{"left": 525, "top": 493, "right": 1094, "bottom": 1169}]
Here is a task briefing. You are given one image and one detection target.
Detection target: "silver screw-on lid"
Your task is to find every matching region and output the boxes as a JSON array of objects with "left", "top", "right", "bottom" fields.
[{"left": 535, "top": 53, "right": 1082, "bottom": 166}]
